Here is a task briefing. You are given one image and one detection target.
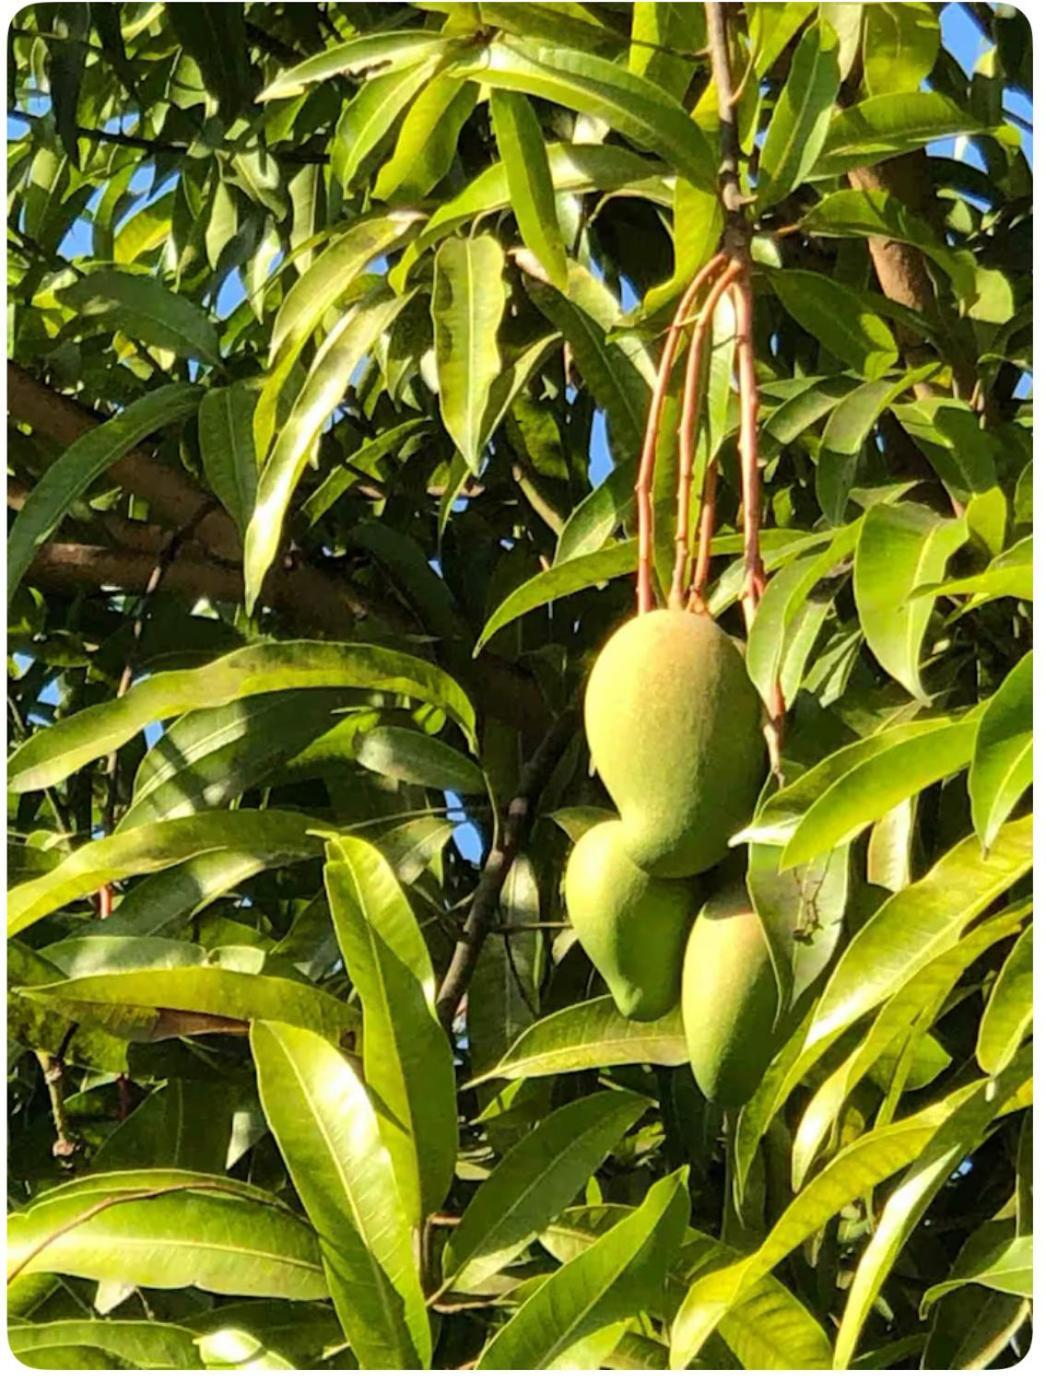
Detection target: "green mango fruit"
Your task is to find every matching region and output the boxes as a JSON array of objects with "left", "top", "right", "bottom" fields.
[
  {"left": 564, "top": 819, "right": 700, "bottom": 1021},
  {"left": 682, "top": 883, "right": 777, "bottom": 1106},
  {"left": 584, "top": 610, "right": 765, "bottom": 878}
]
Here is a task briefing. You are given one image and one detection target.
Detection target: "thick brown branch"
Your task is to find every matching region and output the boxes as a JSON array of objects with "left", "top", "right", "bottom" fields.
[{"left": 434, "top": 710, "right": 577, "bottom": 1031}]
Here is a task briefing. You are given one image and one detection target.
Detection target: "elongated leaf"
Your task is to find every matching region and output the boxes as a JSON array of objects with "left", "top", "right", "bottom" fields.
[
  {"left": 770, "top": 270, "right": 897, "bottom": 379},
  {"left": 969, "top": 651, "right": 1032, "bottom": 849},
  {"left": 198, "top": 382, "right": 258, "bottom": 534},
  {"left": 815, "top": 93, "right": 993, "bottom": 176},
  {"left": 8, "top": 384, "right": 200, "bottom": 601},
  {"left": 356, "top": 726, "right": 484, "bottom": 794},
  {"left": 450, "top": 36, "right": 715, "bottom": 187},
  {"left": 269, "top": 211, "right": 421, "bottom": 365},
  {"left": 324, "top": 834, "right": 457, "bottom": 1224},
  {"left": 374, "top": 74, "right": 477, "bottom": 201},
  {"left": 490, "top": 89, "right": 567, "bottom": 290},
  {"left": 756, "top": 22, "right": 839, "bottom": 210},
  {"left": 853, "top": 501, "right": 967, "bottom": 700},
  {"left": 670, "top": 1086, "right": 980, "bottom": 1367},
  {"left": 926, "top": 535, "right": 1033, "bottom": 606},
  {"left": 629, "top": 2, "right": 698, "bottom": 101},
  {"left": 977, "top": 924, "right": 1033, "bottom": 1076},
  {"left": 792, "top": 910, "right": 1024, "bottom": 1187},
  {"left": 9, "top": 1320, "right": 200, "bottom": 1371},
  {"left": 779, "top": 715, "right": 979, "bottom": 868},
  {"left": 921, "top": 1229, "right": 1032, "bottom": 1313},
  {"left": 246, "top": 292, "right": 410, "bottom": 609},
  {"left": 444, "top": 1091, "right": 648, "bottom": 1291},
  {"left": 478, "top": 1170, "right": 689, "bottom": 1368},
  {"left": 555, "top": 466, "right": 635, "bottom": 564},
  {"left": 303, "top": 419, "right": 429, "bottom": 524},
  {"left": 332, "top": 56, "right": 447, "bottom": 191},
  {"left": 862, "top": 2, "right": 940, "bottom": 97},
  {"left": 260, "top": 32, "right": 454, "bottom": 98},
  {"left": 8, "top": 1171, "right": 326, "bottom": 1299},
  {"left": 833, "top": 1050, "right": 1031, "bottom": 1367},
  {"left": 8, "top": 810, "right": 328, "bottom": 937},
  {"left": 59, "top": 270, "right": 219, "bottom": 362},
  {"left": 475, "top": 540, "right": 636, "bottom": 651},
  {"left": 119, "top": 691, "right": 347, "bottom": 831},
  {"left": 20, "top": 962, "right": 358, "bottom": 1046},
  {"left": 806, "top": 816, "right": 1032, "bottom": 1054},
  {"left": 477, "top": 2, "right": 625, "bottom": 56},
  {"left": 8, "top": 640, "right": 476, "bottom": 792},
  {"left": 431, "top": 236, "right": 507, "bottom": 472},
  {"left": 469, "top": 996, "right": 687, "bottom": 1084},
  {"left": 251, "top": 1021, "right": 429, "bottom": 1367}
]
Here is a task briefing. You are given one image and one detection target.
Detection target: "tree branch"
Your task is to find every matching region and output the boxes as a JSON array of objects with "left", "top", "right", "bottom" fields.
[{"left": 434, "top": 710, "right": 578, "bottom": 1030}]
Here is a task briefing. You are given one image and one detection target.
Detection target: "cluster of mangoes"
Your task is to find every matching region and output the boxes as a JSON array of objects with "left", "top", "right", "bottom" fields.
[{"left": 565, "top": 610, "right": 775, "bottom": 1106}]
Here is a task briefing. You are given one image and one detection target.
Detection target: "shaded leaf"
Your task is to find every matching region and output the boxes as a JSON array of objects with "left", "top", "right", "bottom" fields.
[
  {"left": 756, "top": 22, "right": 840, "bottom": 211},
  {"left": 976, "top": 923, "right": 1033, "bottom": 1076},
  {"left": 969, "top": 651, "right": 1032, "bottom": 849},
  {"left": 59, "top": 270, "right": 219, "bottom": 363}
]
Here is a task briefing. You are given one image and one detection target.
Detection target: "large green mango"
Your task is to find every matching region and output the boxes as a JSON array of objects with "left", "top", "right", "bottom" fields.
[
  {"left": 564, "top": 819, "right": 700, "bottom": 1021},
  {"left": 682, "top": 883, "right": 777, "bottom": 1106},
  {"left": 584, "top": 610, "right": 765, "bottom": 878}
]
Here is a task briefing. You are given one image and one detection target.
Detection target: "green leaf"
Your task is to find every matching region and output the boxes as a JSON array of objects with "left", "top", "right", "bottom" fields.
[
  {"left": 862, "top": 2, "right": 940, "bottom": 97},
  {"left": 393, "top": 142, "right": 662, "bottom": 288},
  {"left": 7, "top": 809, "right": 328, "bottom": 937},
  {"left": 8, "top": 1171, "right": 326, "bottom": 1299},
  {"left": 629, "top": 2, "right": 699, "bottom": 102},
  {"left": 7, "top": 384, "right": 200, "bottom": 602},
  {"left": 833, "top": 1050, "right": 1031, "bottom": 1367},
  {"left": 198, "top": 382, "right": 258, "bottom": 534},
  {"left": 554, "top": 466, "right": 636, "bottom": 564},
  {"left": 332, "top": 56, "right": 448, "bottom": 191},
  {"left": 779, "top": 715, "right": 980, "bottom": 869},
  {"left": 921, "top": 1229, "right": 1032, "bottom": 1314},
  {"left": 490, "top": 89, "right": 568, "bottom": 290},
  {"left": 893, "top": 398, "right": 997, "bottom": 499},
  {"left": 374, "top": 75, "right": 477, "bottom": 201},
  {"left": 815, "top": 364, "right": 942, "bottom": 523},
  {"left": 246, "top": 292, "right": 410, "bottom": 609},
  {"left": 468, "top": 856, "right": 543, "bottom": 1079},
  {"left": 356, "top": 725, "right": 484, "bottom": 794},
  {"left": 853, "top": 501, "right": 968, "bottom": 700},
  {"left": 805, "top": 816, "right": 1033, "bottom": 1055},
  {"left": 431, "top": 235, "right": 507, "bottom": 472},
  {"left": 792, "top": 910, "right": 1024, "bottom": 1187},
  {"left": 9, "top": 1320, "right": 200, "bottom": 1371},
  {"left": 815, "top": 93, "right": 992, "bottom": 176},
  {"left": 195, "top": 1327, "right": 294, "bottom": 1370},
  {"left": 751, "top": 3, "right": 815, "bottom": 75},
  {"left": 756, "top": 22, "right": 840, "bottom": 210},
  {"left": 118, "top": 691, "right": 348, "bottom": 832},
  {"left": 443, "top": 1091, "right": 649, "bottom": 1292},
  {"left": 976, "top": 924, "right": 1033, "bottom": 1076},
  {"left": 251, "top": 1021, "right": 430, "bottom": 1368},
  {"left": 58, "top": 269, "right": 220, "bottom": 363},
  {"left": 260, "top": 32, "right": 455, "bottom": 99},
  {"left": 8, "top": 640, "right": 476, "bottom": 793},
  {"left": 477, "top": 1170, "right": 689, "bottom": 1368},
  {"left": 769, "top": 270, "right": 897, "bottom": 379},
  {"left": 475, "top": 540, "right": 637, "bottom": 652},
  {"left": 19, "top": 960, "right": 358, "bottom": 1046},
  {"left": 303, "top": 420, "right": 430, "bottom": 525},
  {"left": 670, "top": 1084, "right": 984, "bottom": 1367},
  {"left": 969, "top": 652, "right": 1032, "bottom": 849},
  {"left": 923, "top": 535, "right": 1033, "bottom": 607},
  {"left": 469, "top": 996, "right": 687, "bottom": 1084},
  {"left": 477, "top": 2, "right": 625, "bottom": 57},
  {"left": 45, "top": 5, "right": 89, "bottom": 166},
  {"left": 324, "top": 834, "right": 458, "bottom": 1224},
  {"left": 168, "top": 4, "right": 252, "bottom": 119},
  {"left": 450, "top": 36, "right": 715, "bottom": 187}
]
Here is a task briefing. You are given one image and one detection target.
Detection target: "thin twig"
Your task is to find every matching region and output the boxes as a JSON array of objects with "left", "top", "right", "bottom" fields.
[
  {"left": 33, "top": 1050, "right": 78, "bottom": 1160},
  {"left": 635, "top": 253, "right": 727, "bottom": 614},
  {"left": 434, "top": 711, "right": 577, "bottom": 1030},
  {"left": 670, "top": 260, "right": 741, "bottom": 608}
]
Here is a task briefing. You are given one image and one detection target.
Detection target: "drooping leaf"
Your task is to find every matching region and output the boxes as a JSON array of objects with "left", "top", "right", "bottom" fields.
[
  {"left": 259, "top": 32, "right": 455, "bottom": 99},
  {"left": 8, "top": 641, "right": 476, "bottom": 793},
  {"left": 58, "top": 270, "right": 220, "bottom": 363},
  {"left": 168, "top": 4, "right": 253, "bottom": 118},
  {"left": 374, "top": 75, "right": 478, "bottom": 202},
  {"left": 921, "top": 1228, "right": 1032, "bottom": 1314},
  {"left": 9, "top": 1320, "right": 200, "bottom": 1371},
  {"left": 251, "top": 1021, "right": 430, "bottom": 1367},
  {"left": 332, "top": 55, "right": 450, "bottom": 191},
  {"left": 976, "top": 924, "right": 1033, "bottom": 1076},
  {"left": 490, "top": 89, "right": 567, "bottom": 290},
  {"left": 356, "top": 725, "right": 485, "bottom": 794},
  {"left": 431, "top": 235, "right": 507, "bottom": 473},
  {"left": 815, "top": 93, "right": 995, "bottom": 177},
  {"left": 324, "top": 834, "right": 458, "bottom": 1224},
  {"left": 769, "top": 270, "right": 897, "bottom": 379},
  {"left": 8, "top": 384, "right": 201, "bottom": 602},
  {"left": 198, "top": 382, "right": 259, "bottom": 535}
]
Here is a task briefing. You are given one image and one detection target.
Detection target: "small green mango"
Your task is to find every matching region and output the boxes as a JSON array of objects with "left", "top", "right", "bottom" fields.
[
  {"left": 564, "top": 819, "right": 699, "bottom": 1021},
  {"left": 682, "top": 883, "right": 777, "bottom": 1106},
  {"left": 584, "top": 610, "right": 765, "bottom": 878}
]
